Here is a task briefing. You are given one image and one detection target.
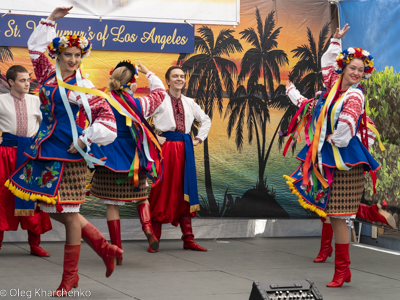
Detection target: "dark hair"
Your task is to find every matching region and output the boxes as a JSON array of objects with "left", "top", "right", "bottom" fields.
[
  {"left": 165, "top": 65, "right": 184, "bottom": 82},
  {"left": 6, "top": 65, "right": 29, "bottom": 86}
]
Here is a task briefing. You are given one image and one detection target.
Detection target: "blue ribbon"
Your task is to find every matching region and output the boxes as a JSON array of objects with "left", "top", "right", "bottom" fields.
[{"left": 162, "top": 131, "right": 199, "bottom": 210}]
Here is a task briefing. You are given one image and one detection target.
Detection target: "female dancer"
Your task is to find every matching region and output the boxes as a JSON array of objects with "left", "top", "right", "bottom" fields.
[
  {"left": 283, "top": 24, "right": 382, "bottom": 287},
  {"left": 6, "top": 6, "right": 122, "bottom": 296},
  {"left": 90, "top": 61, "right": 163, "bottom": 258}
]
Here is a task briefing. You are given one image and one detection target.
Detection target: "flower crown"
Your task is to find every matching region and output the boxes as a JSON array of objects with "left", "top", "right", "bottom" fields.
[
  {"left": 110, "top": 60, "right": 139, "bottom": 90},
  {"left": 334, "top": 47, "right": 374, "bottom": 79},
  {"left": 47, "top": 35, "right": 92, "bottom": 59}
]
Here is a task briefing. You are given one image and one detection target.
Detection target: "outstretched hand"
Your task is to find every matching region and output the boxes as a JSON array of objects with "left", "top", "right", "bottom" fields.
[
  {"left": 285, "top": 80, "right": 293, "bottom": 90},
  {"left": 48, "top": 6, "right": 73, "bottom": 21},
  {"left": 137, "top": 61, "right": 150, "bottom": 75},
  {"left": 333, "top": 24, "right": 350, "bottom": 39}
]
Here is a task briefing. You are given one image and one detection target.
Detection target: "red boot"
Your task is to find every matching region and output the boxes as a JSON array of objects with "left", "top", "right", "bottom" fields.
[
  {"left": 53, "top": 244, "right": 80, "bottom": 297},
  {"left": 107, "top": 219, "right": 123, "bottom": 265},
  {"left": 356, "top": 203, "right": 397, "bottom": 229},
  {"left": 179, "top": 217, "right": 207, "bottom": 251},
  {"left": 0, "top": 231, "right": 3, "bottom": 250},
  {"left": 28, "top": 230, "right": 50, "bottom": 257},
  {"left": 326, "top": 243, "right": 351, "bottom": 287},
  {"left": 81, "top": 222, "right": 123, "bottom": 277},
  {"left": 152, "top": 220, "right": 162, "bottom": 242},
  {"left": 314, "top": 222, "right": 333, "bottom": 263},
  {"left": 138, "top": 203, "right": 159, "bottom": 253}
]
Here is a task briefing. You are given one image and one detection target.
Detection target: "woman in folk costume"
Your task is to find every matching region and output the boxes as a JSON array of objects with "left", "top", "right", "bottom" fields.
[
  {"left": 5, "top": 6, "right": 122, "bottom": 296},
  {"left": 285, "top": 92, "right": 397, "bottom": 264},
  {"left": 282, "top": 24, "right": 384, "bottom": 287},
  {"left": 89, "top": 61, "right": 162, "bottom": 258}
]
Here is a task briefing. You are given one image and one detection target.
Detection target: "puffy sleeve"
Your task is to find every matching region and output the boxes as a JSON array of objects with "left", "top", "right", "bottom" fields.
[
  {"left": 192, "top": 101, "right": 211, "bottom": 142},
  {"left": 321, "top": 38, "right": 341, "bottom": 92},
  {"left": 286, "top": 84, "right": 309, "bottom": 107},
  {"left": 27, "top": 18, "right": 56, "bottom": 85},
  {"left": 328, "top": 89, "right": 364, "bottom": 148},
  {"left": 138, "top": 72, "right": 167, "bottom": 118},
  {"left": 69, "top": 78, "right": 117, "bottom": 146}
]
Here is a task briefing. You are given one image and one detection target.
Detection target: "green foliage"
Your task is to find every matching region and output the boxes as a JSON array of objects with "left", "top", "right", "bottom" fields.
[
  {"left": 361, "top": 67, "right": 400, "bottom": 146},
  {"left": 365, "top": 143, "right": 400, "bottom": 225}
]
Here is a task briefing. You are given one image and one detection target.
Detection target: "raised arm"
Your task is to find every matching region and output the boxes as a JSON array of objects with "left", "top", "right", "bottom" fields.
[
  {"left": 136, "top": 62, "right": 167, "bottom": 118},
  {"left": 321, "top": 24, "right": 350, "bottom": 91},
  {"left": 28, "top": 7, "right": 73, "bottom": 85}
]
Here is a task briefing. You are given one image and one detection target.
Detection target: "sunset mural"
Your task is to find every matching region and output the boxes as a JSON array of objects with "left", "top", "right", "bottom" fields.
[{"left": 0, "top": 0, "right": 333, "bottom": 218}]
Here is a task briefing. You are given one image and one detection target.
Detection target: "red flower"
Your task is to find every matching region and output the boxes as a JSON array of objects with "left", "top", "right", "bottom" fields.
[
  {"left": 316, "top": 191, "right": 324, "bottom": 201},
  {"left": 41, "top": 95, "right": 48, "bottom": 105},
  {"left": 42, "top": 171, "right": 54, "bottom": 184},
  {"left": 26, "top": 168, "right": 32, "bottom": 180}
]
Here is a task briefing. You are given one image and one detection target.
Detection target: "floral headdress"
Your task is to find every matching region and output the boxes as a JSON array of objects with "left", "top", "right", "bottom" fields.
[
  {"left": 47, "top": 35, "right": 92, "bottom": 59},
  {"left": 334, "top": 47, "right": 374, "bottom": 79},
  {"left": 110, "top": 60, "right": 139, "bottom": 90}
]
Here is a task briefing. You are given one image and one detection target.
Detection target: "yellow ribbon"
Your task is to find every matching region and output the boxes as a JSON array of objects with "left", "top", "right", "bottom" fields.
[
  {"left": 57, "top": 78, "right": 133, "bottom": 127},
  {"left": 366, "top": 122, "right": 386, "bottom": 151}
]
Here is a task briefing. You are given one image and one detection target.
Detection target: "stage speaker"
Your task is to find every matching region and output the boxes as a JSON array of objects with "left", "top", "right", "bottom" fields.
[{"left": 249, "top": 279, "right": 323, "bottom": 300}]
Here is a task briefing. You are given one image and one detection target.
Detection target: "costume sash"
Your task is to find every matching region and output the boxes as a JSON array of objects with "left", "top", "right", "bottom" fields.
[
  {"left": 1, "top": 133, "right": 36, "bottom": 216},
  {"left": 163, "top": 131, "right": 200, "bottom": 213}
]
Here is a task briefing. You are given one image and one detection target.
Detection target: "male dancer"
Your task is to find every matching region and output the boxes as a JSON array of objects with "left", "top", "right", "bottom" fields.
[
  {"left": 0, "top": 65, "right": 52, "bottom": 256},
  {"left": 138, "top": 65, "right": 211, "bottom": 252}
]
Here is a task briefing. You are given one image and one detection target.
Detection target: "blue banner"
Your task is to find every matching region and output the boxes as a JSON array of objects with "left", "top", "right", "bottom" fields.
[
  {"left": 339, "top": 0, "right": 400, "bottom": 72},
  {"left": 0, "top": 14, "right": 194, "bottom": 54}
]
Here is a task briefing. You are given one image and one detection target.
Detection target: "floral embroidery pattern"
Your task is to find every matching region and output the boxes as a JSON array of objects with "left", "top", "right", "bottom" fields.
[
  {"left": 20, "top": 163, "right": 34, "bottom": 184},
  {"left": 27, "top": 86, "right": 55, "bottom": 157},
  {"left": 34, "top": 162, "right": 61, "bottom": 188}
]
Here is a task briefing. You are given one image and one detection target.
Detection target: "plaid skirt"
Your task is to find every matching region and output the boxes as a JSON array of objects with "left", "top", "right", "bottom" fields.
[
  {"left": 325, "top": 164, "right": 365, "bottom": 217},
  {"left": 90, "top": 166, "right": 148, "bottom": 201}
]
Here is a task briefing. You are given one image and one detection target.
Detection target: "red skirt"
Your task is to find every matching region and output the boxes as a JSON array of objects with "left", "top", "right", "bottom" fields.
[
  {"left": 0, "top": 146, "right": 52, "bottom": 234},
  {"left": 149, "top": 141, "right": 196, "bottom": 226}
]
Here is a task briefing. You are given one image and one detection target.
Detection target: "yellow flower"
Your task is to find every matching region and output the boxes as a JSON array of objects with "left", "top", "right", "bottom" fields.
[{"left": 72, "top": 34, "right": 78, "bottom": 39}]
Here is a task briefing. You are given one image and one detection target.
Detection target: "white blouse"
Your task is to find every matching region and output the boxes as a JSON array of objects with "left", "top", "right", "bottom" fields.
[
  {"left": 139, "top": 73, "right": 211, "bottom": 142},
  {"left": 0, "top": 92, "right": 42, "bottom": 138}
]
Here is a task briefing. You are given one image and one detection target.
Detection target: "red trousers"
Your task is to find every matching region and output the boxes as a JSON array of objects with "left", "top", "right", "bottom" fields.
[
  {"left": 149, "top": 141, "right": 196, "bottom": 226},
  {"left": 0, "top": 146, "right": 52, "bottom": 234}
]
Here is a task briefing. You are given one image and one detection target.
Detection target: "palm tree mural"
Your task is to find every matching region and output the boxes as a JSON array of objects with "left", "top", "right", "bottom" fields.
[
  {"left": 278, "top": 23, "right": 332, "bottom": 150},
  {"left": 289, "top": 22, "right": 331, "bottom": 98},
  {"left": 238, "top": 9, "right": 288, "bottom": 98},
  {"left": 226, "top": 8, "right": 288, "bottom": 191},
  {"left": 223, "top": 82, "right": 290, "bottom": 217},
  {"left": 0, "top": 46, "right": 14, "bottom": 93},
  {"left": 0, "top": 46, "right": 13, "bottom": 63},
  {"left": 177, "top": 26, "right": 243, "bottom": 214}
]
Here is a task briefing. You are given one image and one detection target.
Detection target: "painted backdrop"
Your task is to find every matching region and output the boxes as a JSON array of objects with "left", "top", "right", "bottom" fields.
[{"left": 0, "top": 0, "right": 332, "bottom": 219}]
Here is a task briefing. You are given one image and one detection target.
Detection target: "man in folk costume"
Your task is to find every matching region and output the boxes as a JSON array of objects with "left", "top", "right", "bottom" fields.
[
  {"left": 138, "top": 66, "right": 211, "bottom": 251},
  {"left": 0, "top": 65, "right": 52, "bottom": 257}
]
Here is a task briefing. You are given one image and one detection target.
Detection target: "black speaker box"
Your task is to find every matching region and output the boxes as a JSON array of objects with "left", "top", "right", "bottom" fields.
[{"left": 249, "top": 279, "right": 323, "bottom": 300}]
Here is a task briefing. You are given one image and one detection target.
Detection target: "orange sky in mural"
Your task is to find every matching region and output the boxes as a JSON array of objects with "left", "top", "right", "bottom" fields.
[{"left": 0, "top": 0, "right": 331, "bottom": 94}]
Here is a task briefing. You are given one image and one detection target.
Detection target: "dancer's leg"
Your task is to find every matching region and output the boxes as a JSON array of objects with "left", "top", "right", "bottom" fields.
[{"left": 327, "top": 218, "right": 351, "bottom": 287}]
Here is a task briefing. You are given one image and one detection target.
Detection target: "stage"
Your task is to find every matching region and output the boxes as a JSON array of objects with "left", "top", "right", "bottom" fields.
[{"left": 1, "top": 233, "right": 399, "bottom": 299}]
